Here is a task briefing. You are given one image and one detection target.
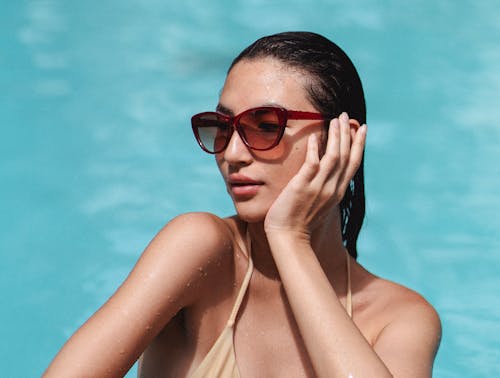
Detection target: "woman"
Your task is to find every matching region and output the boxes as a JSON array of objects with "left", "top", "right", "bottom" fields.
[{"left": 45, "top": 32, "right": 441, "bottom": 377}]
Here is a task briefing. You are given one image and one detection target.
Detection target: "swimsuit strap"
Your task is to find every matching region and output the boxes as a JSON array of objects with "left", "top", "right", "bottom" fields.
[
  {"left": 224, "top": 231, "right": 351, "bottom": 325},
  {"left": 345, "top": 248, "right": 353, "bottom": 318},
  {"left": 227, "top": 229, "right": 254, "bottom": 327}
]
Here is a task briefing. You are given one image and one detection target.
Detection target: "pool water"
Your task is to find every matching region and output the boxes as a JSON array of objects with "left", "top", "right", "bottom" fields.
[{"left": 1, "top": 1, "right": 499, "bottom": 377}]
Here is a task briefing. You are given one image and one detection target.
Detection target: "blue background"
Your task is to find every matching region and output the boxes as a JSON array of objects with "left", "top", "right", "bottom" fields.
[{"left": 1, "top": 1, "right": 499, "bottom": 377}]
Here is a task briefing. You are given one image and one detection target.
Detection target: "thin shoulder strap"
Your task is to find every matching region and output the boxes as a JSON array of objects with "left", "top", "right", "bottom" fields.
[
  {"left": 227, "top": 229, "right": 254, "bottom": 327},
  {"left": 345, "top": 249, "right": 353, "bottom": 318}
]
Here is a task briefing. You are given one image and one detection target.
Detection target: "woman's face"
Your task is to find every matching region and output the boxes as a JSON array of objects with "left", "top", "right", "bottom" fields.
[{"left": 216, "top": 58, "right": 325, "bottom": 223}]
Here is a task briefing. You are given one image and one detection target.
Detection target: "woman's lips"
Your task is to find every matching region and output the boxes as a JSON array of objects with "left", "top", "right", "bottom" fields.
[{"left": 227, "top": 174, "right": 263, "bottom": 198}]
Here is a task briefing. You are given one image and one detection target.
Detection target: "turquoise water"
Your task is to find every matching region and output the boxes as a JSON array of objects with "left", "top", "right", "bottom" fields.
[{"left": 1, "top": 1, "right": 499, "bottom": 377}]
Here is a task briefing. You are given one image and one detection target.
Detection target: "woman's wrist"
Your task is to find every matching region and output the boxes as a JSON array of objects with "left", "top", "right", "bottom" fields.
[{"left": 264, "top": 227, "right": 313, "bottom": 253}]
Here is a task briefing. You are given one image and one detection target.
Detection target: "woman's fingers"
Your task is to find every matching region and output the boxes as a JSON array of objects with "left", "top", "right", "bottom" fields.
[
  {"left": 291, "top": 112, "right": 366, "bottom": 203},
  {"left": 319, "top": 116, "right": 340, "bottom": 175},
  {"left": 338, "top": 112, "right": 352, "bottom": 171},
  {"left": 264, "top": 114, "right": 366, "bottom": 233},
  {"left": 315, "top": 113, "right": 366, "bottom": 203},
  {"left": 318, "top": 112, "right": 352, "bottom": 181},
  {"left": 340, "top": 123, "right": 367, "bottom": 186},
  {"left": 292, "top": 133, "right": 321, "bottom": 185}
]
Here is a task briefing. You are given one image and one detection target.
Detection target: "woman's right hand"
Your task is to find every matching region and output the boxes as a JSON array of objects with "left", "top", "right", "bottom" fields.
[{"left": 264, "top": 112, "right": 367, "bottom": 240}]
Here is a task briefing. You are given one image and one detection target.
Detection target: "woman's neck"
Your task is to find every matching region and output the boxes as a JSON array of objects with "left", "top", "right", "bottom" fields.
[{"left": 244, "top": 209, "right": 347, "bottom": 282}]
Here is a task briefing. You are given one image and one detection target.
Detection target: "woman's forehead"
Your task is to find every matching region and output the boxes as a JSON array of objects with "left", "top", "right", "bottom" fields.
[{"left": 220, "top": 58, "right": 314, "bottom": 113}]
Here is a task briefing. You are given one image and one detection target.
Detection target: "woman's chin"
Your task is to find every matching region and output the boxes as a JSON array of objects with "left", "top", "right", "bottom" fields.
[{"left": 233, "top": 204, "right": 267, "bottom": 224}]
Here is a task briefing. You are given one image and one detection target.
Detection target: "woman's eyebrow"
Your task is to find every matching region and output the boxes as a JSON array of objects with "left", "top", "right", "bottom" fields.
[
  {"left": 216, "top": 102, "right": 288, "bottom": 115},
  {"left": 216, "top": 103, "right": 233, "bottom": 115}
]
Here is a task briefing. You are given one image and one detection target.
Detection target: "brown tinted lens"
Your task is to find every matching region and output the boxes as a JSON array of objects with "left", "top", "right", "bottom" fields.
[
  {"left": 194, "top": 114, "right": 230, "bottom": 153},
  {"left": 238, "top": 108, "right": 282, "bottom": 150}
]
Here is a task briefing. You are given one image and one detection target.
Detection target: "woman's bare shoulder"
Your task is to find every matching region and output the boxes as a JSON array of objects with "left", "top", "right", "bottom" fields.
[
  {"left": 356, "top": 265, "right": 440, "bottom": 323},
  {"left": 155, "top": 212, "right": 241, "bottom": 265},
  {"left": 43, "top": 213, "right": 242, "bottom": 377},
  {"left": 130, "top": 212, "right": 241, "bottom": 306},
  {"left": 150, "top": 212, "right": 238, "bottom": 259},
  {"left": 353, "top": 262, "right": 441, "bottom": 373}
]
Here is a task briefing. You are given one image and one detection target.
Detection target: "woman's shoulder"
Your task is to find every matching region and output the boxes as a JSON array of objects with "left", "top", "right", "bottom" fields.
[
  {"left": 163, "top": 211, "right": 230, "bottom": 233},
  {"left": 353, "top": 263, "right": 441, "bottom": 353},
  {"left": 133, "top": 212, "right": 245, "bottom": 307},
  {"left": 151, "top": 212, "right": 248, "bottom": 272},
  {"left": 156, "top": 212, "right": 237, "bottom": 254},
  {"left": 366, "top": 270, "right": 439, "bottom": 322}
]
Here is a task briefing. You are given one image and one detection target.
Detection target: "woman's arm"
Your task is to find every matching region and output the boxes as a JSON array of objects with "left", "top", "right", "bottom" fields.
[
  {"left": 266, "top": 233, "right": 441, "bottom": 377},
  {"left": 43, "top": 212, "right": 232, "bottom": 378},
  {"left": 264, "top": 113, "right": 441, "bottom": 377}
]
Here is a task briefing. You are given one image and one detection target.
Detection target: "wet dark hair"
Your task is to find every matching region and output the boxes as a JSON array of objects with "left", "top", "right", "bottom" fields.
[{"left": 229, "top": 31, "right": 366, "bottom": 259}]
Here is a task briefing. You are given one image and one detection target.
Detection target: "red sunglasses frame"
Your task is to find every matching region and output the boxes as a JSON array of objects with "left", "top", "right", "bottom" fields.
[{"left": 191, "top": 106, "right": 329, "bottom": 154}]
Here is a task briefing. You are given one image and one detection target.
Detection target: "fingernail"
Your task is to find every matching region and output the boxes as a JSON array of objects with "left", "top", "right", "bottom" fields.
[{"left": 340, "top": 112, "right": 349, "bottom": 121}]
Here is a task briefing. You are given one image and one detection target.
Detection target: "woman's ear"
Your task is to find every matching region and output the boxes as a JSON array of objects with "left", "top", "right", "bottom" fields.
[{"left": 349, "top": 118, "right": 361, "bottom": 140}]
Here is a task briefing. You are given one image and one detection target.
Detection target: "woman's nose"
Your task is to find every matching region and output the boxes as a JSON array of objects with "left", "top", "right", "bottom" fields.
[{"left": 222, "top": 130, "right": 252, "bottom": 165}]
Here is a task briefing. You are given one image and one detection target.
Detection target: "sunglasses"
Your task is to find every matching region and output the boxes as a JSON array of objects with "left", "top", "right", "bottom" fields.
[{"left": 191, "top": 106, "right": 329, "bottom": 154}]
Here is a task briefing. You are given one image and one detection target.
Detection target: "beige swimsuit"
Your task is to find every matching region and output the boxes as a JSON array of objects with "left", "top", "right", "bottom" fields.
[{"left": 190, "top": 238, "right": 352, "bottom": 378}]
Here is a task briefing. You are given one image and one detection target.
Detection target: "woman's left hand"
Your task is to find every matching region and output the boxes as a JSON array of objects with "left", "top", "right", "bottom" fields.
[{"left": 263, "top": 112, "right": 367, "bottom": 238}]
